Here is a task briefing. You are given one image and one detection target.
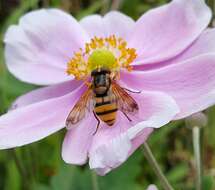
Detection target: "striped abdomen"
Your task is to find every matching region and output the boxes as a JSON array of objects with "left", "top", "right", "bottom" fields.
[{"left": 94, "top": 95, "right": 118, "bottom": 126}]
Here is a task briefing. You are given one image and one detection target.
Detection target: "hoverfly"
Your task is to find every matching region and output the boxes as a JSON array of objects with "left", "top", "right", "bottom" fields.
[{"left": 66, "top": 68, "right": 139, "bottom": 134}]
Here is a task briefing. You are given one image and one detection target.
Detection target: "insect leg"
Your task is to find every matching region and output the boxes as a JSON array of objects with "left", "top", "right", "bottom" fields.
[
  {"left": 122, "top": 111, "right": 132, "bottom": 122},
  {"left": 93, "top": 111, "right": 100, "bottom": 135}
]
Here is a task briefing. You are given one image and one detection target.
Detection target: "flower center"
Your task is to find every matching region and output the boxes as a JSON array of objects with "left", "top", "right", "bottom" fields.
[{"left": 66, "top": 35, "right": 137, "bottom": 80}]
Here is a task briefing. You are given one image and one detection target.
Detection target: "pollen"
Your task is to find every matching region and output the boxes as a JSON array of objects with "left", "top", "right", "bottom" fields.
[
  {"left": 66, "top": 35, "right": 137, "bottom": 80},
  {"left": 88, "top": 49, "right": 118, "bottom": 71}
]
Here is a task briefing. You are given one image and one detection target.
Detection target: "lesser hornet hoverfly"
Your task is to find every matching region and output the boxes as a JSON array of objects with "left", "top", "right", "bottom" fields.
[{"left": 66, "top": 68, "right": 139, "bottom": 134}]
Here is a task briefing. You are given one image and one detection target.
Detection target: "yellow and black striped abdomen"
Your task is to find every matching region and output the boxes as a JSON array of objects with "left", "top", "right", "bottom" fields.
[{"left": 94, "top": 96, "right": 118, "bottom": 126}]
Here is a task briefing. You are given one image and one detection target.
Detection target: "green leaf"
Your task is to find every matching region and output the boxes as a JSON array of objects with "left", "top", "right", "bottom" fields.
[
  {"left": 99, "top": 150, "right": 148, "bottom": 190},
  {"left": 166, "top": 163, "right": 189, "bottom": 183},
  {"left": 33, "top": 183, "right": 51, "bottom": 190},
  {"left": 50, "top": 164, "right": 91, "bottom": 190},
  {"left": 76, "top": 1, "right": 103, "bottom": 20},
  {"left": 4, "top": 159, "right": 21, "bottom": 190},
  {"left": 202, "top": 175, "right": 215, "bottom": 190}
]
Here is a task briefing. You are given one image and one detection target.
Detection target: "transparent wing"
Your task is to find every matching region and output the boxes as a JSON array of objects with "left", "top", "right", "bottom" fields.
[
  {"left": 112, "top": 81, "right": 139, "bottom": 114},
  {"left": 66, "top": 87, "right": 93, "bottom": 128}
]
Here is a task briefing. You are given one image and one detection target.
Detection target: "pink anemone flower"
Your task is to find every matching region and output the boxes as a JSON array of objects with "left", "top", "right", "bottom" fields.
[
  {"left": 147, "top": 185, "right": 158, "bottom": 190},
  {"left": 1, "top": 0, "right": 215, "bottom": 175}
]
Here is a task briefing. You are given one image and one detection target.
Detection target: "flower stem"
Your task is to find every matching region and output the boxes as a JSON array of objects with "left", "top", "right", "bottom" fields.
[
  {"left": 207, "top": 0, "right": 215, "bottom": 20},
  {"left": 9, "top": 149, "right": 30, "bottom": 190},
  {"left": 111, "top": 0, "right": 122, "bottom": 10},
  {"left": 91, "top": 171, "right": 100, "bottom": 190},
  {"left": 142, "top": 142, "right": 174, "bottom": 190},
  {"left": 192, "top": 127, "right": 202, "bottom": 190},
  {"left": 101, "top": 0, "right": 110, "bottom": 15}
]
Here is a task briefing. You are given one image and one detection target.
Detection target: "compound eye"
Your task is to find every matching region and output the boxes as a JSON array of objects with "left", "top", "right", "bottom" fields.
[{"left": 94, "top": 74, "right": 105, "bottom": 87}]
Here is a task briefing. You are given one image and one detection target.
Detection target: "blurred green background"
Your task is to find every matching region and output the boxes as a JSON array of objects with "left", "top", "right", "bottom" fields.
[{"left": 0, "top": 0, "right": 215, "bottom": 190}]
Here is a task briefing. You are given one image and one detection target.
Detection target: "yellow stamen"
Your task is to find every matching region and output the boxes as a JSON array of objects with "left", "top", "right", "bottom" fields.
[{"left": 66, "top": 35, "right": 137, "bottom": 80}]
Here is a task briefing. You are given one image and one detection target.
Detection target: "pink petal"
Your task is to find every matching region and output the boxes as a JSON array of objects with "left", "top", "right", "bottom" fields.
[
  {"left": 80, "top": 15, "right": 104, "bottom": 38},
  {"left": 167, "top": 28, "right": 215, "bottom": 63},
  {"left": 129, "top": 128, "right": 153, "bottom": 157},
  {"left": 133, "top": 29, "right": 215, "bottom": 71},
  {"left": 62, "top": 114, "right": 97, "bottom": 165},
  {"left": 121, "top": 54, "right": 215, "bottom": 119},
  {"left": 89, "top": 91, "right": 179, "bottom": 175},
  {"left": 0, "top": 85, "right": 86, "bottom": 149},
  {"left": 4, "top": 9, "right": 89, "bottom": 85},
  {"left": 147, "top": 185, "right": 158, "bottom": 190},
  {"left": 80, "top": 11, "right": 135, "bottom": 39},
  {"left": 11, "top": 80, "right": 82, "bottom": 109},
  {"left": 129, "top": 0, "right": 211, "bottom": 64},
  {"left": 138, "top": 28, "right": 215, "bottom": 70}
]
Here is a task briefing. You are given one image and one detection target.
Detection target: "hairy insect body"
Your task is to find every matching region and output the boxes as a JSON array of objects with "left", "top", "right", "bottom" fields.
[
  {"left": 66, "top": 67, "right": 139, "bottom": 132},
  {"left": 94, "top": 95, "right": 117, "bottom": 126},
  {"left": 92, "top": 69, "right": 118, "bottom": 126}
]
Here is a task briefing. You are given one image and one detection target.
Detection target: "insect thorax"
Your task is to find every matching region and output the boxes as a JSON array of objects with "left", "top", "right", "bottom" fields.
[{"left": 91, "top": 68, "right": 111, "bottom": 95}]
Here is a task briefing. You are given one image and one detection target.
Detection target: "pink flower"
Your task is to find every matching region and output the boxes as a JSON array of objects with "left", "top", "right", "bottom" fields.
[
  {"left": 1, "top": 0, "right": 215, "bottom": 175},
  {"left": 147, "top": 185, "right": 158, "bottom": 190}
]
